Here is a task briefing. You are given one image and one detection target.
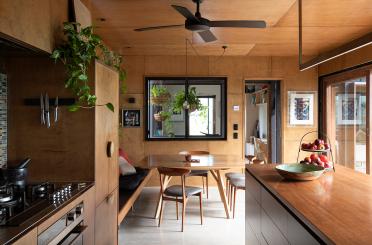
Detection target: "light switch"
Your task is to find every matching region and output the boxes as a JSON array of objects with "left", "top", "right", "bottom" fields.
[
  {"left": 233, "top": 132, "right": 238, "bottom": 139},
  {"left": 233, "top": 124, "right": 238, "bottom": 130},
  {"left": 233, "top": 105, "right": 240, "bottom": 111}
]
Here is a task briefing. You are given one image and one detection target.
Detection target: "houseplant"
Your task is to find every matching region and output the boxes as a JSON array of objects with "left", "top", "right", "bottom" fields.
[
  {"left": 154, "top": 111, "right": 171, "bottom": 122},
  {"left": 173, "top": 87, "right": 203, "bottom": 113},
  {"left": 150, "top": 85, "right": 171, "bottom": 105},
  {"left": 51, "top": 22, "right": 126, "bottom": 112}
]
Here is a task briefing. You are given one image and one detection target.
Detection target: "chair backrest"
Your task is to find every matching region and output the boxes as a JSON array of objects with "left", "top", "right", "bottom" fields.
[
  {"left": 158, "top": 167, "right": 191, "bottom": 176},
  {"left": 179, "top": 150, "right": 210, "bottom": 155},
  {"left": 158, "top": 167, "right": 190, "bottom": 198},
  {"left": 254, "top": 138, "right": 268, "bottom": 163}
]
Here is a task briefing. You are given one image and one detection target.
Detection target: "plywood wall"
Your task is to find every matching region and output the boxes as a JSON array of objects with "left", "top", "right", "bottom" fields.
[
  {"left": 120, "top": 55, "right": 318, "bottom": 185},
  {"left": 6, "top": 56, "right": 95, "bottom": 182}
]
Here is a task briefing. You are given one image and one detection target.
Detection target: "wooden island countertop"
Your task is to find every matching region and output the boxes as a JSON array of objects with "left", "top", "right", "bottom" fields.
[{"left": 246, "top": 164, "right": 372, "bottom": 245}]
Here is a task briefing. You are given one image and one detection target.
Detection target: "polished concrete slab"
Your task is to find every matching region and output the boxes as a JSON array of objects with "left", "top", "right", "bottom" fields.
[{"left": 119, "top": 187, "right": 245, "bottom": 245}]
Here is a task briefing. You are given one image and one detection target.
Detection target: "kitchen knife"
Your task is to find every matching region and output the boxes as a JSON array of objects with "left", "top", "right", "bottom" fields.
[
  {"left": 40, "top": 93, "right": 45, "bottom": 125},
  {"left": 54, "top": 96, "right": 59, "bottom": 122},
  {"left": 45, "top": 93, "right": 51, "bottom": 128}
]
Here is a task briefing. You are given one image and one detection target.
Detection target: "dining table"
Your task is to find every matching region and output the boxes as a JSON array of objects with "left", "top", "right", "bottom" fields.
[{"left": 136, "top": 154, "right": 246, "bottom": 219}]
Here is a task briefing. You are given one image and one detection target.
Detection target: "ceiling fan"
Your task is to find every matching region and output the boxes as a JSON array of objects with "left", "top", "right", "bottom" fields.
[{"left": 134, "top": 0, "right": 266, "bottom": 43}]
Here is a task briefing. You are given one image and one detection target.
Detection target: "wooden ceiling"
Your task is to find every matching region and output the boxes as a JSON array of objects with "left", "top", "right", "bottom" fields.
[{"left": 90, "top": 0, "right": 372, "bottom": 56}]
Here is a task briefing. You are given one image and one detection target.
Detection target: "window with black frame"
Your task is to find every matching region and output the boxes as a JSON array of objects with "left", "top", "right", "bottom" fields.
[{"left": 145, "top": 77, "right": 227, "bottom": 140}]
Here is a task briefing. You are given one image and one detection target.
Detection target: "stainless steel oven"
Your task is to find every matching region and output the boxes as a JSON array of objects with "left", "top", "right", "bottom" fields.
[{"left": 38, "top": 202, "right": 86, "bottom": 245}]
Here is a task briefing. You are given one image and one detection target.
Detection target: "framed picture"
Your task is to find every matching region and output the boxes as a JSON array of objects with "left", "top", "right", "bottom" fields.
[
  {"left": 336, "top": 93, "right": 365, "bottom": 125},
  {"left": 121, "top": 109, "right": 141, "bottom": 127},
  {"left": 288, "top": 91, "right": 315, "bottom": 126}
]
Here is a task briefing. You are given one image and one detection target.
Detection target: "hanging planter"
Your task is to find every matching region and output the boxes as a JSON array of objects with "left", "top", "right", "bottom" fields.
[
  {"left": 173, "top": 87, "right": 203, "bottom": 113},
  {"left": 150, "top": 85, "right": 171, "bottom": 105},
  {"left": 154, "top": 111, "right": 171, "bottom": 122},
  {"left": 51, "top": 22, "right": 126, "bottom": 112}
]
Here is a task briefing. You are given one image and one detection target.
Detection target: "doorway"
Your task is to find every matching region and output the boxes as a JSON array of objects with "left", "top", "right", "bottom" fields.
[
  {"left": 320, "top": 65, "right": 371, "bottom": 174},
  {"left": 244, "top": 80, "right": 281, "bottom": 163}
]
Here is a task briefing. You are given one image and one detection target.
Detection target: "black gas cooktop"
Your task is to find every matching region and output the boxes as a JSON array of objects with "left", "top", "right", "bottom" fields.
[{"left": 0, "top": 182, "right": 89, "bottom": 226}]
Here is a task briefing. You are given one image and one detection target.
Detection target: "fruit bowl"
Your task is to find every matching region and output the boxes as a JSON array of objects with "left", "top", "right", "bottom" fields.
[{"left": 276, "top": 164, "right": 325, "bottom": 181}]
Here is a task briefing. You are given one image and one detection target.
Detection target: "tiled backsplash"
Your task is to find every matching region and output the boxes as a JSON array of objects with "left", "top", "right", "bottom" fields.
[{"left": 0, "top": 73, "right": 7, "bottom": 168}]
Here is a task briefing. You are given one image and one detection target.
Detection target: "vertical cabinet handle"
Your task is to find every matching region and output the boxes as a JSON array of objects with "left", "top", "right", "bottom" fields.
[{"left": 107, "top": 141, "right": 114, "bottom": 158}]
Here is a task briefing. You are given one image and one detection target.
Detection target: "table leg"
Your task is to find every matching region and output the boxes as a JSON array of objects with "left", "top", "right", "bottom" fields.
[
  {"left": 154, "top": 175, "right": 172, "bottom": 219},
  {"left": 210, "top": 170, "right": 231, "bottom": 219}
]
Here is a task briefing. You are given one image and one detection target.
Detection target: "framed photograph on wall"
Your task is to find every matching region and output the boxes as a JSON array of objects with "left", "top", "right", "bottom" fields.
[
  {"left": 121, "top": 109, "right": 141, "bottom": 127},
  {"left": 335, "top": 93, "right": 365, "bottom": 125},
  {"left": 288, "top": 91, "right": 316, "bottom": 126}
]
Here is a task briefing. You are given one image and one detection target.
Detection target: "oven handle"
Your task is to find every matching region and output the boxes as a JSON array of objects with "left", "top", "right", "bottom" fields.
[{"left": 60, "top": 225, "right": 87, "bottom": 245}]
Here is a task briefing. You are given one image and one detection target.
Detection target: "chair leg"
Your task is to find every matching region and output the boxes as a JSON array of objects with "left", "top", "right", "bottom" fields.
[
  {"left": 202, "top": 177, "right": 205, "bottom": 194},
  {"left": 199, "top": 193, "right": 203, "bottom": 225},
  {"left": 233, "top": 187, "right": 237, "bottom": 219},
  {"left": 182, "top": 199, "right": 186, "bottom": 232},
  {"left": 230, "top": 185, "right": 234, "bottom": 211},
  {"left": 176, "top": 197, "right": 179, "bottom": 220},
  {"left": 206, "top": 176, "right": 209, "bottom": 199},
  {"left": 225, "top": 178, "right": 229, "bottom": 196},
  {"left": 158, "top": 198, "right": 164, "bottom": 227}
]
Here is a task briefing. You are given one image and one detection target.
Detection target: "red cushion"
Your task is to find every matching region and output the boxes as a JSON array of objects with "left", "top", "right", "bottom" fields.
[{"left": 119, "top": 148, "right": 132, "bottom": 164}]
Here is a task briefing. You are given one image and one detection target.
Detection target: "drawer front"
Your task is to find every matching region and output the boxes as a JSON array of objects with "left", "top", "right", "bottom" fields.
[
  {"left": 287, "top": 215, "right": 319, "bottom": 245},
  {"left": 246, "top": 186, "right": 262, "bottom": 239},
  {"left": 261, "top": 187, "right": 288, "bottom": 236},
  {"left": 246, "top": 171, "right": 261, "bottom": 204},
  {"left": 261, "top": 209, "right": 289, "bottom": 245}
]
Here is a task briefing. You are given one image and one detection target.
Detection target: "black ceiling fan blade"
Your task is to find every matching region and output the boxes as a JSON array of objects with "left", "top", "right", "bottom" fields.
[
  {"left": 209, "top": 20, "right": 266, "bottom": 28},
  {"left": 134, "top": 24, "right": 184, "bottom": 32},
  {"left": 171, "top": 5, "right": 198, "bottom": 21},
  {"left": 198, "top": 30, "right": 217, "bottom": 42}
]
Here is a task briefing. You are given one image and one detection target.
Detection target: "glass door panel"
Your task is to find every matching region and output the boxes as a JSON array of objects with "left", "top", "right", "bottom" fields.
[{"left": 327, "top": 77, "right": 367, "bottom": 173}]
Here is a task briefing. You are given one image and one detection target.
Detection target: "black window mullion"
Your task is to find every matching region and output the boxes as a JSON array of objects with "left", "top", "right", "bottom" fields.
[{"left": 185, "top": 78, "right": 190, "bottom": 138}]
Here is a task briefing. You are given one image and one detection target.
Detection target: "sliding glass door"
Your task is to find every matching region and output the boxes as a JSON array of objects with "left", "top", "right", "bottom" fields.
[{"left": 321, "top": 67, "right": 371, "bottom": 174}]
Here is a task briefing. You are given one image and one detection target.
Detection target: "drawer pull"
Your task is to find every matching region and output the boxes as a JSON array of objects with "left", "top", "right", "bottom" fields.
[{"left": 107, "top": 141, "right": 114, "bottom": 158}]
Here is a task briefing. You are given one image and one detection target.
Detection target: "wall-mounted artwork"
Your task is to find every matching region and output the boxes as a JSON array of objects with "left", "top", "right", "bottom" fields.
[
  {"left": 288, "top": 91, "right": 315, "bottom": 126},
  {"left": 122, "top": 109, "right": 141, "bottom": 127},
  {"left": 336, "top": 93, "right": 365, "bottom": 125}
]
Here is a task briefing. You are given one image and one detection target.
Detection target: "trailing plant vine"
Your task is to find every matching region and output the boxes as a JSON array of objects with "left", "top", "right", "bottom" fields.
[{"left": 51, "top": 22, "right": 126, "bottom": 112}]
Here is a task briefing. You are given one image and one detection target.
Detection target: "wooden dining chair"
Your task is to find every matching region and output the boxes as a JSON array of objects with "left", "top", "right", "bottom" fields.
[
  {"left": 180, "top": 151, "right": 210, "bottom": 199},
  {"left": 225, "top": 172, "right": 244, "bottom": 206},
  {"left": 158, "top": 167, "right": 203, "bottom": 232},
  {"left": 229, "top": 177, "right": 245, "bottom": 218}
]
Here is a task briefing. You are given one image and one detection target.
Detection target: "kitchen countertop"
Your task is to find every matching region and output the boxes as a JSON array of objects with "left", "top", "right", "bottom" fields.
[
  {"left": 0, "top": 182, "right": 94, "bottom": 245},
  {"left": 246, "top": 164, "right": 372, "bottom": 245}
]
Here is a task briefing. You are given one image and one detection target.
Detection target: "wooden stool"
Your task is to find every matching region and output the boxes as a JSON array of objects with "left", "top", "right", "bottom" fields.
[{"left": 229, "top": 177, "right": 245, "bottom": 218}]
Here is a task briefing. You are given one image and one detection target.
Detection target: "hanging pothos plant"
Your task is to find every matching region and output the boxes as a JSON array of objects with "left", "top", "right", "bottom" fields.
[
  {"left": 173, "top": 87, "right": 203, "bottom": 113},
  {"left": 51, "top": 22, "right": 126, "bottom": 112}
]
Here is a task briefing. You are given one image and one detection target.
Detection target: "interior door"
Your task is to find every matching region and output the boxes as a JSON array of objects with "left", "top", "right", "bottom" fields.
[
  {"left": 322, "top": 68, "right": 371, "bottom": 174},
  {"left": 95, "top": 61, "right": 119, "bottom": 204}
]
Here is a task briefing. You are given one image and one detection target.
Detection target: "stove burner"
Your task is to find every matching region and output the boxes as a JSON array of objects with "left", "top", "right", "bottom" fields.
[{"left": 0, "top": 184, "right": 14, "bottom": 203}]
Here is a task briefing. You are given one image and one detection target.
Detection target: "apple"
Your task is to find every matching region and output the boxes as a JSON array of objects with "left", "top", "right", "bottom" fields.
[
  {"left": 319, "top": 155, "right": 328, "bottom": 163},
  {"left": 304, "top": 157, "right": 311, "bottom": 163},
  {"left": 318, "top": 144, "right": 325, "bottom": 150},
  {"left": 310, "top": 154, "right": 318, "bottom": 161},
  {"left": 324, "top": 143, "right": 330, "bottom": 149},
  {"left": 314, "top": 139, "right": 321, "bottom": 146},
  {"left": 316, "top": 158, "right": 325, "bottom": 167},
  {"left": 311, "top": 145, "right": 318, "bottom": 150},
  {"left": 301, "top": 143, "right": 309, "bottom": 149},
  {"left": 324, "top": 162, "right": 331, "bottom": 168}
]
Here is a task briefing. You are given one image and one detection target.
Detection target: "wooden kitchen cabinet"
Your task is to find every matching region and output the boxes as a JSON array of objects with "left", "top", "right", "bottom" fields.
[
  {"left": 94, "top": 61, "right": 119, "bottom": 206},
  {"left": 95, "top": 188, "right": 118, "bottom": 245},
  {"left": 246, "top": 170, "right": 319, "bottom": 245},
  {"left": 12, "top": 228, "right": 37, "bottom": 245}
]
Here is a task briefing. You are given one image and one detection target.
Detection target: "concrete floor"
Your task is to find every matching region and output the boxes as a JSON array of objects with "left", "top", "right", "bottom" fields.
[{"left": 119, "top": 187, "right": 245, "bottom": 245}]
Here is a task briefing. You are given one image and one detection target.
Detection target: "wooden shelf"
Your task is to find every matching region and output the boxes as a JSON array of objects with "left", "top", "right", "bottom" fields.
[{"left": 249, "top": 87, "right": 268, "bottom": 95}]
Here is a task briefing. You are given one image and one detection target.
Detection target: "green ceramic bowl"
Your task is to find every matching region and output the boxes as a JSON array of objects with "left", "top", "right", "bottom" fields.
[{"left": 275, "top": 164, "right": 325, "bottom": 181}]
